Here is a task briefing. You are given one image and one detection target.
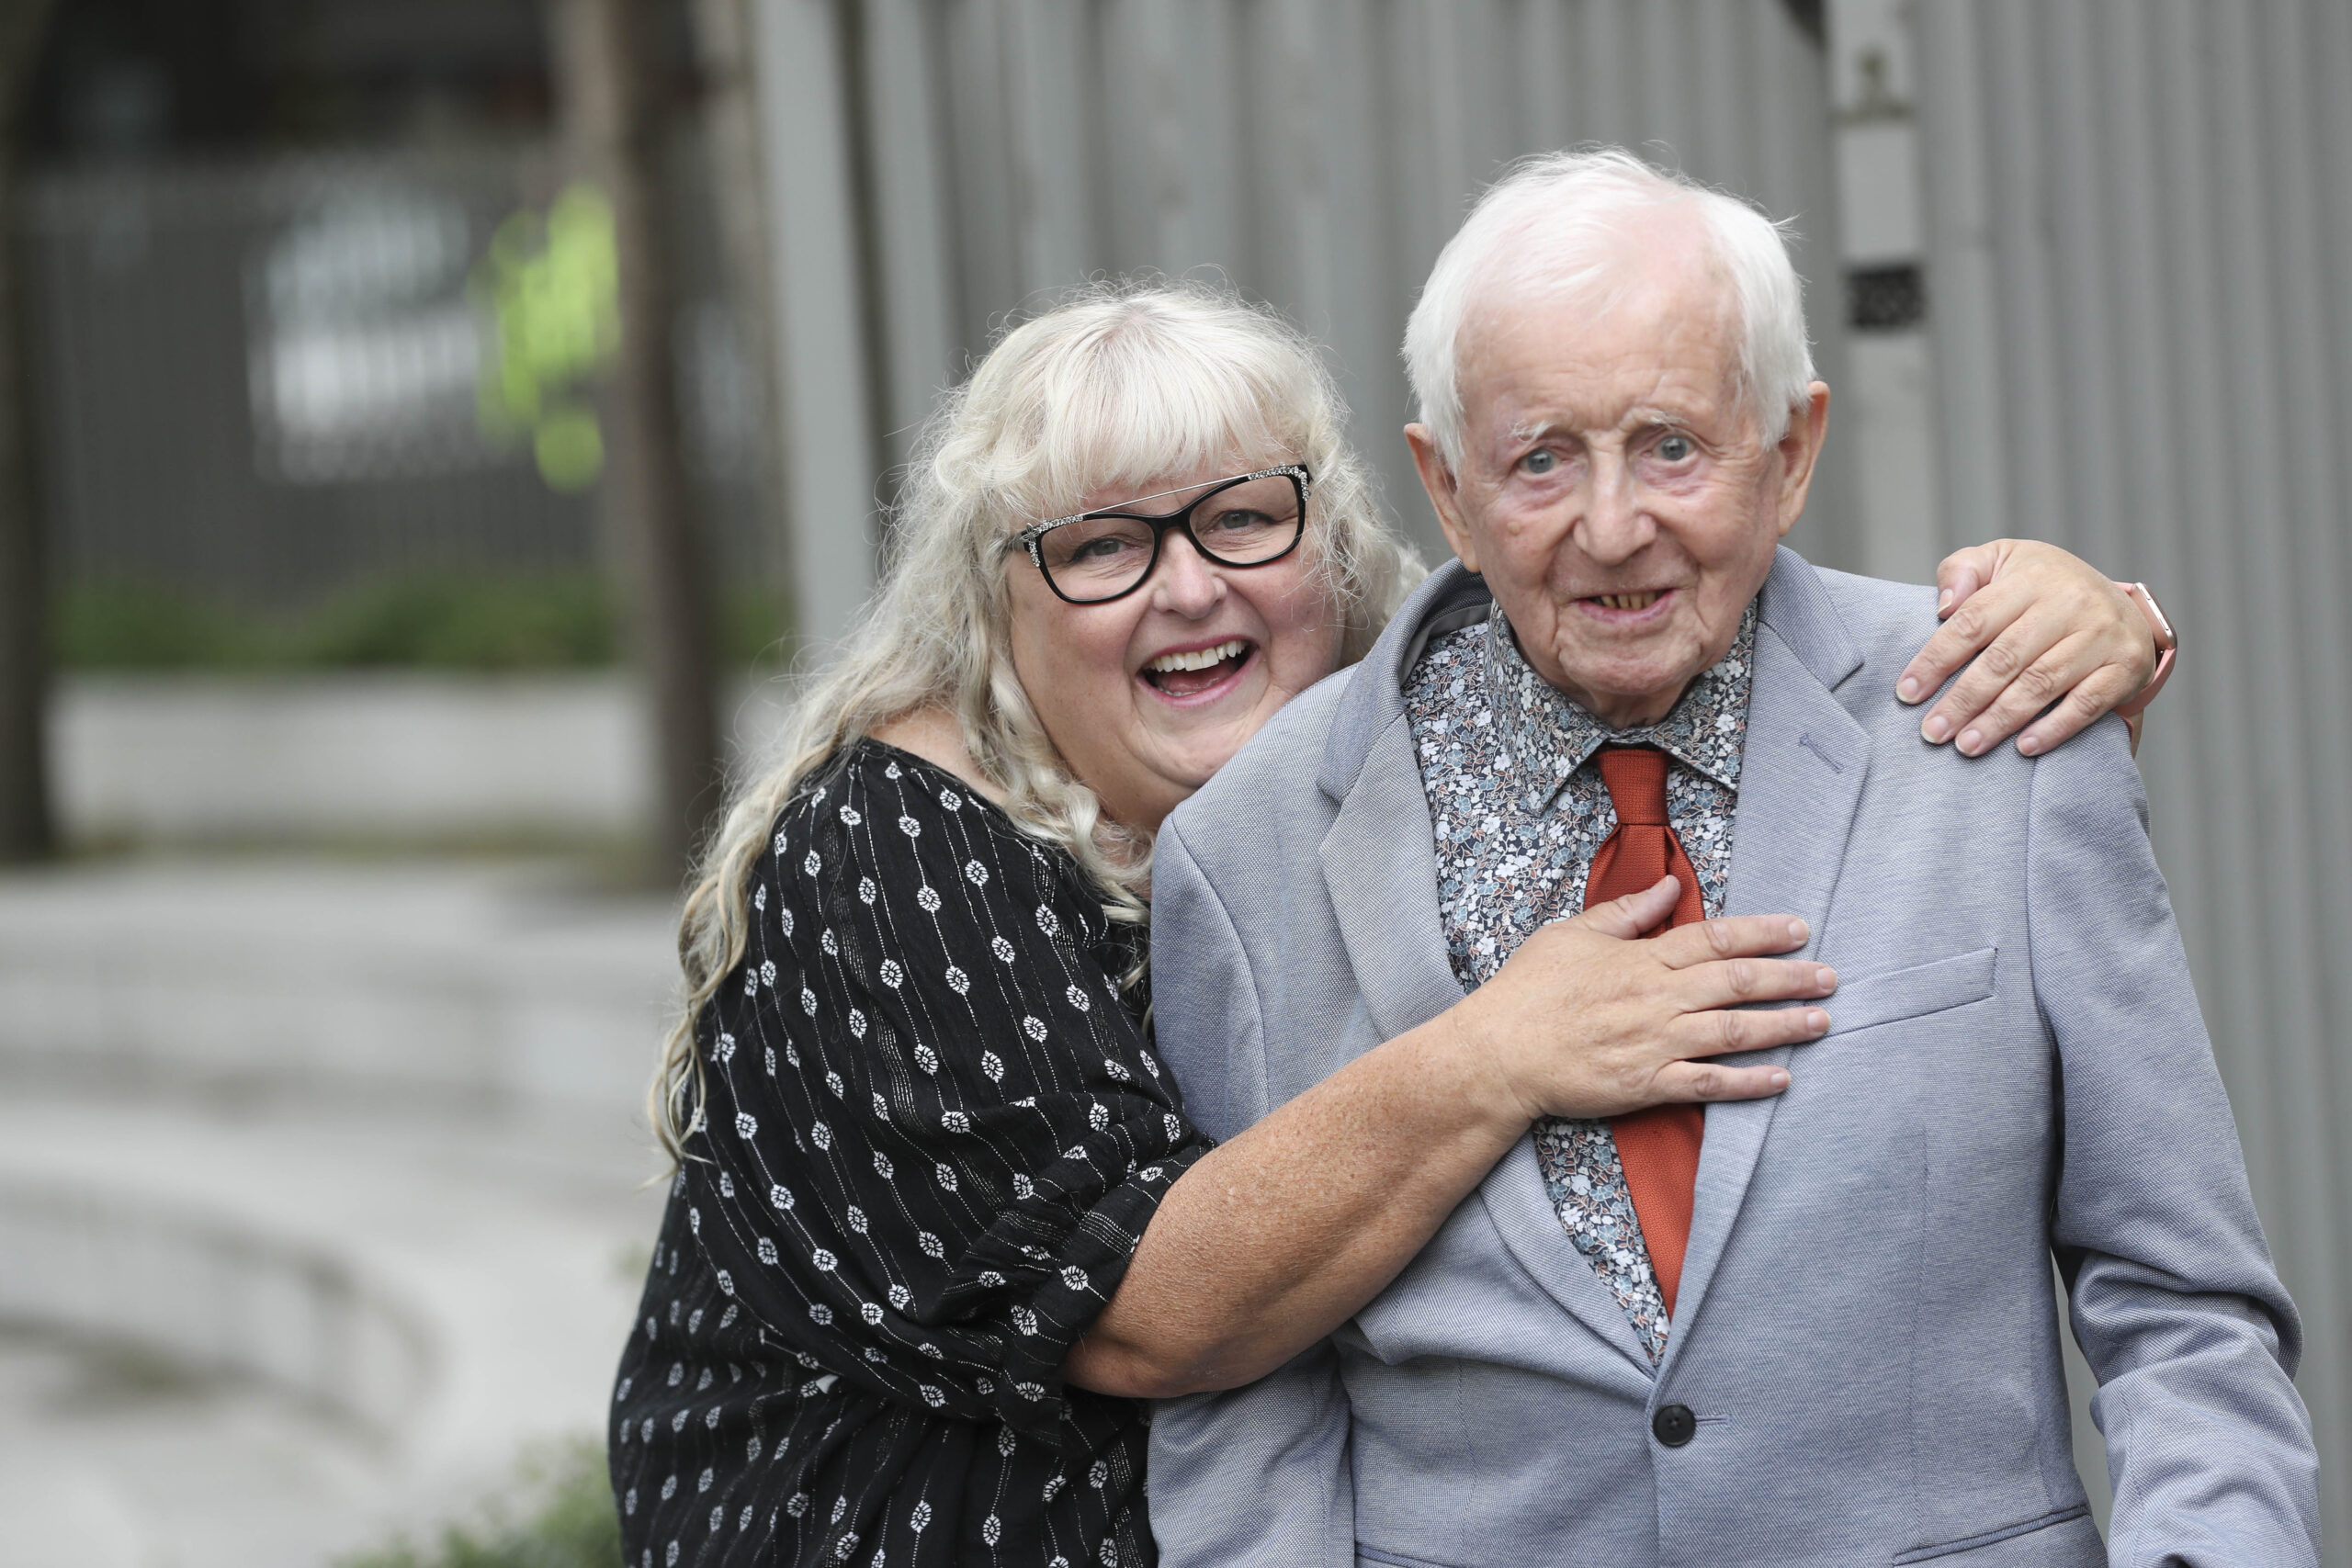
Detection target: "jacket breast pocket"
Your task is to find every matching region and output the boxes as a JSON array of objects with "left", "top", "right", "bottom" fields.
[{"left": 1824, "top": 947, "right": 1996, "bottom": 1039}]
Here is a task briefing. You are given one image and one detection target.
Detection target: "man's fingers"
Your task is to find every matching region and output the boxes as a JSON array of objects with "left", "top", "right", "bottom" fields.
[
  {"left": 1650, "top": 1058, "right": 1796, "bottom": 1103},
  {"left": 1562, "top": 876, "right": 1680, "bottom": 941},
  {"left": 1650, "top": 913, "right": 1811, "bottom": 968}
]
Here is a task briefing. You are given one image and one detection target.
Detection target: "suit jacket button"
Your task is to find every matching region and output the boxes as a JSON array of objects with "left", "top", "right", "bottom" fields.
[{"left": 1653, "top": 1404, "right": 1697, "bottom": 1447}]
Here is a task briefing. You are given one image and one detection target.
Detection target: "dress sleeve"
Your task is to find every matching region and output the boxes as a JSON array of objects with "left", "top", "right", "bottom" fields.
[{"left": 683, "top": 745, "right": 1210, "bottom": 1439}]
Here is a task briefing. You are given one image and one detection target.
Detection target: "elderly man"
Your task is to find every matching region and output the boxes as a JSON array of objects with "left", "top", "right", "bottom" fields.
[{"left": 1143, "top": 151, "right": 2318, "bottom": 1566}]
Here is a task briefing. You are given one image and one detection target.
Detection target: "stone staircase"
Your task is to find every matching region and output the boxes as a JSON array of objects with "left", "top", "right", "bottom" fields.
[{"left": 0, "top": 856, "right": 683, "bottom": 1567}]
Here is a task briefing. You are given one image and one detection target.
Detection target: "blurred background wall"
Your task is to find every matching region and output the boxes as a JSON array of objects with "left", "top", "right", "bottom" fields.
[
  {"left": 1901, "top": 0, "right": 2352, "bottom": 1535},
  {"left": 763, "top": 3, "right": 2352, "bottom": 1538},
  {"left": 0, "top": 0, "right": 2346, "bottom": 1562}
]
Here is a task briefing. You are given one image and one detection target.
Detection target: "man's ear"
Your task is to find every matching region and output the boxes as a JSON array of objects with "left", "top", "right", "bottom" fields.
[
  {"left": 1405, "top": 423, "right": 1482, "bottom": 573},
  {"left": 1773, "top": 382, "right": 1833, "bottom": 539}
]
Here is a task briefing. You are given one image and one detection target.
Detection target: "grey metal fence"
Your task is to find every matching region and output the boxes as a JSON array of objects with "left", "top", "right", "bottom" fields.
[
  {"left": 1910, "top": 0, "right": 2352, "bottom": 1541},
  {"left": 762, "top": 0, "right": 1856, "bottom": 649},
  {"left": 763, "top": 0, "right": 2350, "bottom": 1540},
  {"left": 19, "top": 140, "right": 769, "bottom": 610}
]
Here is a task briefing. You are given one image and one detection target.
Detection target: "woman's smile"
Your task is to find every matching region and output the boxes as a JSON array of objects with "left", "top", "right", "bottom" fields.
[{"left": 1138, "top": 637, "right": 1259, "bottom": 702}]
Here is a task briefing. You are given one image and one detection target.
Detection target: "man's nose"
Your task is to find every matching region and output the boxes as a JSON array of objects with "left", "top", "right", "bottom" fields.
[
  {"left": 1576, "top": 452, "right": 1654, "bottom": 564},
  {"left": 1148, "top": 530, "right": 1227, "bottom": 616}
]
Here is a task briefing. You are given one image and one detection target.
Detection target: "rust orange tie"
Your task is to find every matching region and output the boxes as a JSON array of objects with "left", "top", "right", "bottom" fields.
[{"left": 1583, "top": 745, "right": 1707, "bottom": 1317}]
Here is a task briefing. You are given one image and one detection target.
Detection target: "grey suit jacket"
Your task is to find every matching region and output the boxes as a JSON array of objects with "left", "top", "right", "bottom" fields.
[{"left": 1145, "top": 551, "right": 2318, "bottom": 1568}]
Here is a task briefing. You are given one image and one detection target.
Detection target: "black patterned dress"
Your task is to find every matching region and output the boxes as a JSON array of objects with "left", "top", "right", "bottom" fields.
[{"left": 612, "top": 739, "right": 1210, "bottom": 1568}]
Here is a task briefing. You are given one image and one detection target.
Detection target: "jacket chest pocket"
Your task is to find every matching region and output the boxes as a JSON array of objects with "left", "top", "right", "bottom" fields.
[{"left": 1823, "top": 947, "right": 1997, "bottom": 1038}]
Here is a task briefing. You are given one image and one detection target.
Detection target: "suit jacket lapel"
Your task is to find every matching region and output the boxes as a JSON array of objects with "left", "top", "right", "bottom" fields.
[
  {"left": 1321, "top": 721, "right": 1661, "bottom": 1367},
  {"left": 1481, "top": 1134, "right": 1661, "bottom": 1371},
  {"left": 1317, "top": 713, "right": 1465, "bottom": 1046},
  {"left": 1316, "top": 560, "right": 1493, "bottom": 1047},
  {"left": 1317, "top": 559, "right": 1679, "bottom": 1366},
  {"left": 1664, "top": 550, "right": 1870, "bottom": 1367}
]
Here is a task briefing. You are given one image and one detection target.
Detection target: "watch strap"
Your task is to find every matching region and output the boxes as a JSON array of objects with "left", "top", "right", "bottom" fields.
[{"left": 2113, "top": 581, "right": 2177, "bottom": 719}]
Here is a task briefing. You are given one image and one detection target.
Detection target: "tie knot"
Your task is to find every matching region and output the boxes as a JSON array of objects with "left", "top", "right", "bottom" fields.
[{"left": 1597, "top": 745, "right": 1671, "bottom": 826}]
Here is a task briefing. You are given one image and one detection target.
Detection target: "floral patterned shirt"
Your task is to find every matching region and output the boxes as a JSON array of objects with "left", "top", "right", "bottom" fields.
[{"left": 1402, "top": 600, "right": 1758, "bottom": 1363}]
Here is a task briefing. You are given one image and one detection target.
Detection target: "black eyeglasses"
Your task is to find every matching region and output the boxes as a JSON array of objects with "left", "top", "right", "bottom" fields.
[{"left": 1009, "top": 464, "right": 1311, "bottom": 605}]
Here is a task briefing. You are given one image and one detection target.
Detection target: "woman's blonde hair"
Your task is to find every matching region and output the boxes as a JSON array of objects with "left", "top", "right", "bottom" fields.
[{"left": 650, "top": 278, "right": 1423, "bottom": 1162}]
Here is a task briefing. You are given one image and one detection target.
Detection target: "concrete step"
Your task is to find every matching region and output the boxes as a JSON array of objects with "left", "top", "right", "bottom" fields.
[
  {"left": 0, "top": 1089, "right": 666, "bottom": 1568},
  {"left": 0, "top": 857, "right": 681, "bottom": 1565},
  {"left": 51, "top": 672, "right": 795, "bottom": 845},
  {"left": 0, "top": 856, "right": 683, "bottom": 1115}
]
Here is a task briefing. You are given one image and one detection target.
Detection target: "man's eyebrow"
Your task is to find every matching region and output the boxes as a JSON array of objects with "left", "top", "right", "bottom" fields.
[{"left": 1502, "top": 409, "right": 1694, "bottom": 451}]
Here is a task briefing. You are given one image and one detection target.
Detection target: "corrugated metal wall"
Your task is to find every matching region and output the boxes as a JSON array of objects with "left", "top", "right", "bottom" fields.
[
  {"left": 1910, "top": 0, "right": 2352, "bottom": 1545},
  {"left": 753, "top": 0, "right": 2346, "bottom": 1541},
  {"left": 763, "top": 0, "right": 1855, "bottom": 643}
]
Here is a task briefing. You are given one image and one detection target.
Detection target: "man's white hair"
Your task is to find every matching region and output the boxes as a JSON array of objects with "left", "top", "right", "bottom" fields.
[{"left": 1403, "top": 146, "right": 1816, "bottom": 465}]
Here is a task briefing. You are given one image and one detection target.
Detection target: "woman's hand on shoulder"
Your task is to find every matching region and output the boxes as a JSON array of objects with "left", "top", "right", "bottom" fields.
[
  {"left": 1444, "top": 878, "right": 1838, "bottom": 1123},
  {"left": 1895, "top": 539, "right": 2158, "bottom": 757}
]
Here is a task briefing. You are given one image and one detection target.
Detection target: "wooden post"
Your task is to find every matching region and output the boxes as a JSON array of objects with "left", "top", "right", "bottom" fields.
[
  {"left": 0, "top": 0, "right": 58, "bottom": 865},
  {"left": 548, "top": 0, "right": 722, "bottom": 882}
]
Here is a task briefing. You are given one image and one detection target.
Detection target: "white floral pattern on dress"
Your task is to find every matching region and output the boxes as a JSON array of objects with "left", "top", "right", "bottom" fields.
[
  {"left": 612, "top": 739, "right": 1195, "bottom": 1568},
  {"left": 1404, "top": 601, "right": 1757, "bottom": 1364}
]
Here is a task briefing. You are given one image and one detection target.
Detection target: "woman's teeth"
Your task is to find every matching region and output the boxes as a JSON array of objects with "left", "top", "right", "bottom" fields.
[
  {"left": 1145, "top": 638, "right": 1250, "bottom": 674},
  {"left": 1593, "top": 592, "right": 1662, "bottom": 610}
]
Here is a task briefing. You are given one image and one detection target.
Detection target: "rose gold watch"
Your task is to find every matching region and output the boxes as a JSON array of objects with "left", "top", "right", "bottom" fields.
[{"left": 2112, "top": 581, "right": 2177, "bottom": 720}]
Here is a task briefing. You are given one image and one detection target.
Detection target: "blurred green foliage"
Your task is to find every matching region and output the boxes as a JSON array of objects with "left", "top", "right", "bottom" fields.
[
  {"left": 336, "top": 1438, "right": 622, "bottom": 1568},
  {"left": 475, "top": 185, "right": 623, "bottom": 493},
  {"left": 297, "top": 573, "right": 619, "bottom": 669},
  {"left": 54, "top": 573, "right": 790, "bottom": 671},
  {"left": 54, "top": 581, "right": 260, "bottom": 670}
]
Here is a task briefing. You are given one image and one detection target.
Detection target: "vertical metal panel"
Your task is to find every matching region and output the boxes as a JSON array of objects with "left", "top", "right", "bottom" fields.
[
  {"left": 761, "top": 0, "right": 2352, "bottom": 1545},
  {"left": 1002, "top": 0, "right": 1100, "bottom": 294},
  {"left": 749, "top": 0, "right": 884, "bottom": 648},
  {"left": 934, "top": 1, "right": 1017, "bottom": 344},
  {"left": 829, "top": 0, "right": 1847, "bottom": 567},
  {"left": 862, "top": 0, "right": 963, "bottom": 456},
  {"left": 1511, "top": 0, "right": 1575, "bottom": 155},
  {"left": 1291, "top": 0, "right": 1411, "bottom": 514},
  {"left": 1913, "top": 0, "right": 2352, "bottom": 1549}
]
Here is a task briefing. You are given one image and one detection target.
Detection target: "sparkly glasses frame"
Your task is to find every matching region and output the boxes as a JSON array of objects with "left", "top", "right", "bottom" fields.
[{"left": 1007, "top": 464, "right": 1313, "bottom": 605}]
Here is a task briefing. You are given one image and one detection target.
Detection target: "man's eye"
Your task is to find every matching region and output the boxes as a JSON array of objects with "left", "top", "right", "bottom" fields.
[
  {"left": 1657, "top": 434, "right": 1695, "bottom": 462},
  {"left": 1521, "top": 449, "right": 1557, "bottom": 475}
]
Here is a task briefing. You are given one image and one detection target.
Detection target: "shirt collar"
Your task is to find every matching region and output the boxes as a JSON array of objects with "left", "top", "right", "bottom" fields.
[{"left": 1484, "top": 598, "right": 1758, "bottom": 816}]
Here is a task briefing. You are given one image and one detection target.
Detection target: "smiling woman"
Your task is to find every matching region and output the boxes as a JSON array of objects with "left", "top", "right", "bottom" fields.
[
  {"left": 607, "top": 278, "right": 2163, "bottom": 1568},
  {"left": 1001, "top": 456, "right": 1340, "bottom": 835}
]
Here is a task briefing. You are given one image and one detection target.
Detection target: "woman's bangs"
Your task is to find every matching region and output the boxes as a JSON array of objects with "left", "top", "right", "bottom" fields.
[{"left": 1009, "top": 337, "right": 1292, "bottom": 525}]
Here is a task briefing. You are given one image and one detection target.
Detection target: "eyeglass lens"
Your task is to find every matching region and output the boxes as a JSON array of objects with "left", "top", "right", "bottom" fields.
[{"left": 1039, "top": 474, "right": 1302, "bottom": 603}]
